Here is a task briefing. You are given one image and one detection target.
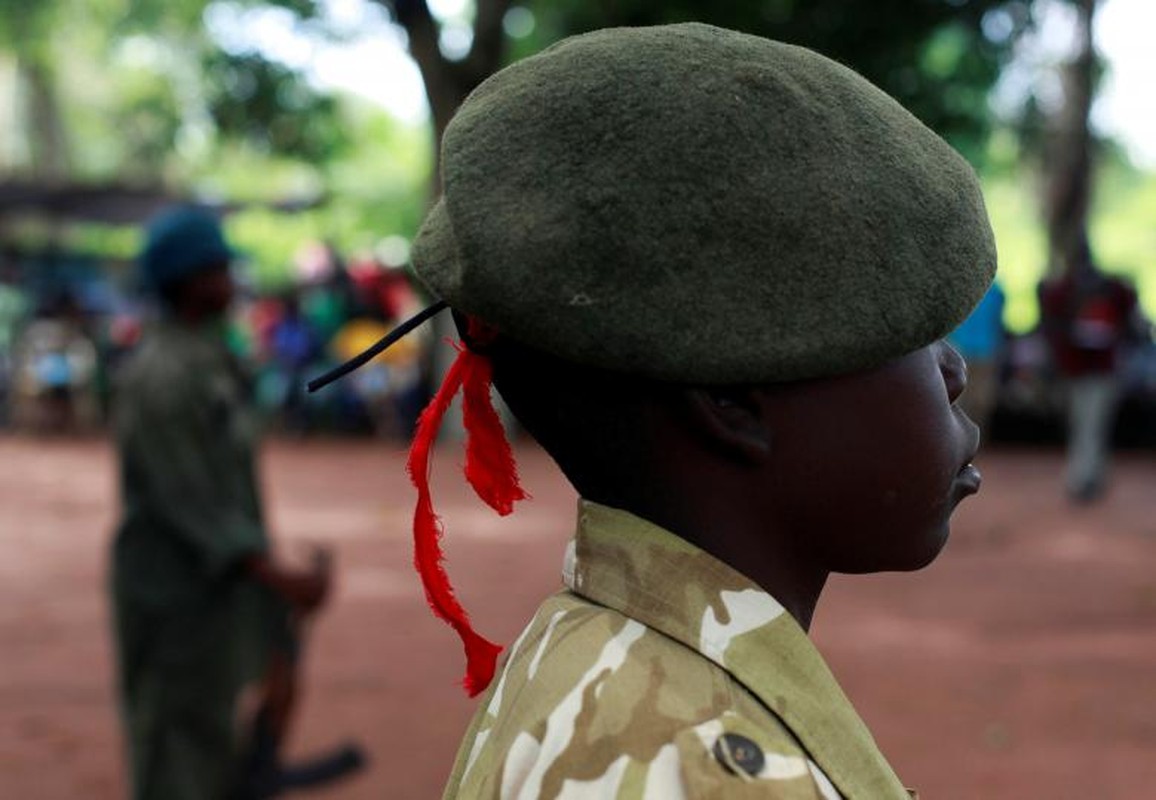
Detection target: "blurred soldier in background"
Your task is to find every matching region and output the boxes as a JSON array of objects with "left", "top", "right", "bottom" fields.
[
  {"left": 110, "top": 207, "right": 362, "bottom": 799},
  {"left": 1039, "top": 234, "right": 1145, "bottom": 503}
]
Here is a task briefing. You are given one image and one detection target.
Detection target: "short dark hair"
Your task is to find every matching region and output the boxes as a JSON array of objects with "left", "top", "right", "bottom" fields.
[{"left": 483, "top": 329, "right": 665, "bottom": 508}]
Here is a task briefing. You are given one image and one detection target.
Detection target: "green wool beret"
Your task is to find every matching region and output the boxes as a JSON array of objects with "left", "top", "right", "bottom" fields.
[{"left": 412, "top": 23, "right": 996, "bottom": 384}]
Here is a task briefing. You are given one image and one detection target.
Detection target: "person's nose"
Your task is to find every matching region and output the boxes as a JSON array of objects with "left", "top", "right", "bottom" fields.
[{"left": 939, "top": 340, "right": 968, "bottom": 405}]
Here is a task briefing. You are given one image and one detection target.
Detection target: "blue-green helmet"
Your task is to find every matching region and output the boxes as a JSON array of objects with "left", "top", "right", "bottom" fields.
[{"left": 138, "top": 206, "right": 235, "bottom": 292}]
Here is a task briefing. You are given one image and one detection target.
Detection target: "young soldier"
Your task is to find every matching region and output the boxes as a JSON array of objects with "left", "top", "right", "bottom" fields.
[
  {"left": 112, "top": 208, "right": 362, "bottom": 799},
  {"left": 322, "top": 23, "right": 994, "bottom": 798}
]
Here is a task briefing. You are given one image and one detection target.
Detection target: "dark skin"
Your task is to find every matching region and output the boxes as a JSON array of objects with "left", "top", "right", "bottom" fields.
[
  {"left": 490, "top": 336, "right": 979, "bottom": 631},
  {"left": 164, "top": 261, "right": 235, "bottom": 327}
]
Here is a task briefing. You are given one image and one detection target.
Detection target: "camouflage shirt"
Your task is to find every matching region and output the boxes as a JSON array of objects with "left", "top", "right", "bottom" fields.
[{"left": 442, "top": 501, "right": 913, "bottom": 799}]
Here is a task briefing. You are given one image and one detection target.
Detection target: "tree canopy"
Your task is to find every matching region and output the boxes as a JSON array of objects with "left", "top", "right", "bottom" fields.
[
  {"left": 373, "top": 0, "right": 1038, "bottom": 166},
  {"left": 0, "top": 0, "right": 351, "bottom": 183},
  {"left": 7, "top": 0, "right": 1154, "bottom": 321}
]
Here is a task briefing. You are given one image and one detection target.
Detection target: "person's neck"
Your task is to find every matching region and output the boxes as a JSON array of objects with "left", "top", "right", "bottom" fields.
[
  {"left": 615, "top": 489, "right": 829, "bottom": 631},
  {"left": 690, "top": 523, "right": 828, "bottom": 630}
]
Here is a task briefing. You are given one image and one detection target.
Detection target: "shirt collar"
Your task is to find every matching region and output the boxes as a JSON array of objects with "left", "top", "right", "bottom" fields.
[{"left": 563, "top": 499, "right": 908, "bottom": 799}]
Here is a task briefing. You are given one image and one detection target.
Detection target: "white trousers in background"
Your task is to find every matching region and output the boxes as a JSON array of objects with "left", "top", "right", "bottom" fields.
[{"left": 1065, "top": 375, "right": 1120, "bottom": 498}]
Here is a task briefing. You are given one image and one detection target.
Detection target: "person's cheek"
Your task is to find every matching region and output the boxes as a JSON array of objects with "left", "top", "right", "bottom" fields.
[{"left": 866, "top": 394, "right": 952, "bottom": 534}]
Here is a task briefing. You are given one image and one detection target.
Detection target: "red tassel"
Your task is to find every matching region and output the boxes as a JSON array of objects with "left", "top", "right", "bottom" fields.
[
  {"left": 461, "top": 355, "right": 529, "bottom": 515},
  {"left": 406, "top": 323, "right": 526, "bottom": 697}
]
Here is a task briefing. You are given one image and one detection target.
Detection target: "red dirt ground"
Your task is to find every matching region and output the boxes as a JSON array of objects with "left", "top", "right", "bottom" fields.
[{"left": 2, "top": 436, "right": 1155, "bottom": 799}]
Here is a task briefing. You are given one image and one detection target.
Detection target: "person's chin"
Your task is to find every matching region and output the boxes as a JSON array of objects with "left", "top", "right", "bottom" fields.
[
  {"left": 877, "top": 521, "right": 952, "bottom": 573},
  {"left": 837, "top": 535, "right": 948, "bottom": 574},
  {"left": 903, "top": 525, "right": 951, "bottom": 571}
]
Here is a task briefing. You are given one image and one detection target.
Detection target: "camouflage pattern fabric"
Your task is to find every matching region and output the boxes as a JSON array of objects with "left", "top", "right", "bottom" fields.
[{"left": 443, "top": 501, "right": 913, "bottom": 799}]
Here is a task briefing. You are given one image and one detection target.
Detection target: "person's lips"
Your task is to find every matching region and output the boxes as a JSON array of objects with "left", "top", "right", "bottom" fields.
[
  {"left": 952, "top": 420, "right": 982, "bottom": 498},
  {"left": 955, "top": 462, "right": 982, "bottom": 496}
]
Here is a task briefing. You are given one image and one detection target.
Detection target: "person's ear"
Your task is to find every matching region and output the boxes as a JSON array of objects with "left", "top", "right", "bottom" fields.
[{"left": 683, "top": 386, "right": 773, "bottom": 465}]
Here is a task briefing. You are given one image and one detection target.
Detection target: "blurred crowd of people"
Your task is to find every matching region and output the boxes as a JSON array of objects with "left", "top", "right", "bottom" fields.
[
  {"left": 1, "top": 229, "right": 1154, "bottom": 499},
  {"left": 0, "top": 240, "right": 430, "bottom": 438}
]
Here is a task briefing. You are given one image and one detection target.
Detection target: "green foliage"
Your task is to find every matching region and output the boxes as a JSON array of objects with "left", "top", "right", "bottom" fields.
[
  {"left": 983, "top": 171, "right": 1048, "bottom": 332},
  {"left": 14, "top": 0, "right": 1152, "bottom": 327},
  {"left": 0, "top": 0, "right": 431, "bottom": 288},
  {"left": 108, "top": 71, "right": 185, "bottom": 180},
  {"left": 984, "top": 149, "right": 1156, "bottom": 333},
  {"left": 1091, "top": 158, "right": 1156, "bottom": 320},
  {"left": 0, "top": 0, "right": 349, "bottom": 179},
  {"left": 203, "top": 51, "right": 348, "bottom": 162},
  {"left": 521, "top": 0, "right": 1035, "bottom": 163},
  {"left": 180, "top": 103, "right": 431, "bottom": 288},
  {"left": 0, "top": 0, "right": 59, "bottom": 53}
]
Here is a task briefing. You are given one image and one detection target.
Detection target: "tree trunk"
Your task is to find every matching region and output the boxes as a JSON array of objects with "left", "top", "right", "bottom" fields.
[
  {"left": 17, "top": 54, "right": 71, "bottom": 182},
  {"left": 384, "top": 0, "right": 513, "bottom": 438},
  {"left": 386, "top": 0, "right": 512, "bottom": 198},
  {"left": 0, "top": 56, "right": 27, "bottom": 173},
  {"left": 1043, "top": 0, "right": 1097, "bottom": 277}
]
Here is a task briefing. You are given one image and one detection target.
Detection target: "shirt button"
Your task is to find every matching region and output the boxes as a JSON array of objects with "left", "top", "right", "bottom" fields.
[{"left": 713, "top": 733, "right": 765, "bottom": 778}]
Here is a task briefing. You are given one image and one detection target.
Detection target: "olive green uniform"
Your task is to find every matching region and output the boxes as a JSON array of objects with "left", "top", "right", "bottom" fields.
[
  {"left": 444, "top": 502, "right": 913, "bottom": 799},
  {"left": 111, "top": 321, "right": 289, "bottom": 800}
]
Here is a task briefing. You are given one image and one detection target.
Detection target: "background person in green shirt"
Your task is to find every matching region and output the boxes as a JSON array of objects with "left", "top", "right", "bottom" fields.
[{"left": 111, "top": 207, "right": 360, "bottom": 800}]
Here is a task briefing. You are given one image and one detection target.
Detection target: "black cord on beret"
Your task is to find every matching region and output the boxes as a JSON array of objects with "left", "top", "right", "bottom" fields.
[{"left": 307, "top": 300, "right": 449, "bottom": 393}]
